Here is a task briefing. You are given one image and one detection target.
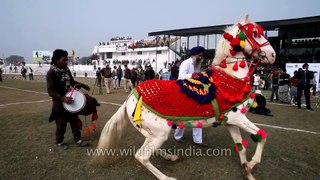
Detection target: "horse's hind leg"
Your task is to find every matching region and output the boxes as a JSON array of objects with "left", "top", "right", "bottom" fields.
[{"left": 135, "top": 137, "right": 176, "bottom": 180}]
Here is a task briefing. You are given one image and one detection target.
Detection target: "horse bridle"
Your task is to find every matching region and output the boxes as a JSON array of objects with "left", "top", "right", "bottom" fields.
[{"left": 237, "top": 23, "right": 271, "bottom": 76}]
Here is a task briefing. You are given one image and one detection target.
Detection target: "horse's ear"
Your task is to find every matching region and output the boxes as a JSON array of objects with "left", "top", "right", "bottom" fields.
[{"left": 238, "top": 14, "right": 250, "bottom": 24}]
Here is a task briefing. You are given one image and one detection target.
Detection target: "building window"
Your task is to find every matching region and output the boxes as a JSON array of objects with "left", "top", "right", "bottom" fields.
[
  {"left": 107, "top": 52, "right": 112, "bottom": 59},
  {"left": 156, "top": 50, "right": 162, "bottom": 54},
  {"left": 137, "top": 51, "right": 142, "bottom": 55},
  {"left": 121, "top": 52, "right": 126, "bottom": 56}
]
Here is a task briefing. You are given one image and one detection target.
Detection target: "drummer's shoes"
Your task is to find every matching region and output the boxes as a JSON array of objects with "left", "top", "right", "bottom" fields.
[
  {"left": 56, "top": 143, "right": 68, "bottom": 150},
  {"left": 76, "top": 140, "right": 89, "bottom": 147}
]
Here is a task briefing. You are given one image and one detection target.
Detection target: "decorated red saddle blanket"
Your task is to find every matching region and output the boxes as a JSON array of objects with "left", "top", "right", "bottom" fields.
[{"left": 135, "top": 68, "right": 252, "bottom": 120}]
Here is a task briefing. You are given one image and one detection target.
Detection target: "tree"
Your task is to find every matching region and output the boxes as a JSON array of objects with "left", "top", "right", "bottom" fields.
[
  {"left": 5, "top": 55, "right": 25, "bottom": 65},
  {"left": 78, "top": 56, "right": 92, "bottom": 65}
]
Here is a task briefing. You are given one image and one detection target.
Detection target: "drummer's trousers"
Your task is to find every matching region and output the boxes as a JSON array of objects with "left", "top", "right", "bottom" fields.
[{"left": 55, "top": 112, "right": 81, "bottom": 144}]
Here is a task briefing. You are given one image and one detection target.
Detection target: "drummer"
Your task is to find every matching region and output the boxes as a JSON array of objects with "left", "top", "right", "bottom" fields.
[{"left": 46, "top": 49, "right": 90, "bottom": 150}]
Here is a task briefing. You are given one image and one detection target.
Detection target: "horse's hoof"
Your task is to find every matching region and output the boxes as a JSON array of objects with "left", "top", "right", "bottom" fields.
[
  {"left": 241, "top": 162, "right": 252, "bottom": 176},
  {"left": 170, "top": 155, "right": 178, "bottom": 161}
]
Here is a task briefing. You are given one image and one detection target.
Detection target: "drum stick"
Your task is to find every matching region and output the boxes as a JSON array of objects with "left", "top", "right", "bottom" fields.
[{"left": 69, "top": 84, "right": 77, "bottom": 98}]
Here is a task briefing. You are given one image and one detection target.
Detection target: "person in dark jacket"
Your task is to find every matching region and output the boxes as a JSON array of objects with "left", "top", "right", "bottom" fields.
[
  {"left": 46, "top": 49, "right": 90, "bottom": 150},
  {"left": 296, "top": 63, "right": 314, "bottom": 111},
  {"left": 250, "top": 90, "right": 273, "bottom": 116},
  {"left": 144, "top": 65, "right": 155, "bottom": 80},
  {"left": 278, "top": 69, "right": 290, "bottom": 103},
  {"left": 170, "top": 60, "right": 181, "bottom": 80}
]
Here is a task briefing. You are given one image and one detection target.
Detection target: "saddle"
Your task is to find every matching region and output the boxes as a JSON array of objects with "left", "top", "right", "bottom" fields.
[{"left": 135, "top": 68, "right": 252, "bottom": 121}]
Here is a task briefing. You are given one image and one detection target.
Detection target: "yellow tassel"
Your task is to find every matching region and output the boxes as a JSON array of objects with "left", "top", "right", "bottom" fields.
[
  {"left": 252, "top": 101, "right": 258, "bottom": 108},
  {"left": 240, "top": 40, "right": 245, "bottom": 48},
  {"left": 133, "top": 96, "right": 143, "bottom": 127}
]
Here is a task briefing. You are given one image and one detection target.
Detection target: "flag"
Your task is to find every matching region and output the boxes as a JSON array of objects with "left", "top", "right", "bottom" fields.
[
  {"left": 72, "top": 49, "right": 75, "bottom": 63},
  {"left": 264, "top": 31, "right": 268, "bottom": 39}
]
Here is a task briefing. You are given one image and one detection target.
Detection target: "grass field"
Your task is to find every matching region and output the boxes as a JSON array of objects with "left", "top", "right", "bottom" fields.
[{"left": 0, "top": 77, "right": 319, "bottom": 179}]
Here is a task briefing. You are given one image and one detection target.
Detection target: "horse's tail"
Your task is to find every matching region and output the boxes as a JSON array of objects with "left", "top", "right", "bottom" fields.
[{"left": 97, "top": 102, "right": 130, "bottom": 150}]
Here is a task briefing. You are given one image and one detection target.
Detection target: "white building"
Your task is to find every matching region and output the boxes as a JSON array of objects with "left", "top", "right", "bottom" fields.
[{"left": 91, "top": 37, "right": 181, "bottom": 71}]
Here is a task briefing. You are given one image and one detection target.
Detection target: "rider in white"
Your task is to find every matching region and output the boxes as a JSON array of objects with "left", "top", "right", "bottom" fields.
[{"left": 173, "top": 46, "right": 208, "bottom": 147}]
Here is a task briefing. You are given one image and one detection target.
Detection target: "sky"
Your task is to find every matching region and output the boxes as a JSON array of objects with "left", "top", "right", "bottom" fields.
[{"left": 1, "top": 0, "right": 320, "bottom": 62}]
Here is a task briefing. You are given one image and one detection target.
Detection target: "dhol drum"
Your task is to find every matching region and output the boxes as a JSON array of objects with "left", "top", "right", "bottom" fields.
[{"left": 63, "top": 90, "right": 98, "bottom": 116}]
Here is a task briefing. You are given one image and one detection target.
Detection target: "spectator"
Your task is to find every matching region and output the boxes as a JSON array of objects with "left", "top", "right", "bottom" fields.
[
  {"left": 21, "top": 67, "right": 27, "bottom": 80},
  {"left": 101, "top": 64, "right": 112, "bottom": 94},
  {"left": 278, "top": 69, "right": 290, "bottom": 103},
  {"left": 253, "top": 72, "right": 261, "bottom": 90},
  {"left": 95, "top": 67, "right": 103, "bottom": 94},
  {"left": 270, "top": 69, "right": 279, "bottom": 102},
  {"left": 263, "top": 71, "right": 270, "bottom": 90},
  {"left": 290, "top": 71, "right": 299, "bottom": 105},
  {"left": 311, "top": 71, "right": 317, "bottom": 96},
  {"left": 123, "top": 65, "right": 132, "bottom": 93},
  {"left": 296, "top": 63, "right": 314, "bottom": 111},
  {"left": 250, "top": 90, "right": 273, "bottom": 116},
  {"left": 29, "top": 67, "right": 34, "bottom": 80},
  {"left": 116, "top": 65, "right": 123, "bottom": 88},
  {"left": 144, "top": 65, "right": 155, "bottom": 80},
  {"left": 112, "top": 66, "right": 117, "bottom": 89},
  {"left": 130, "top": 67, "right": 138, "bottom": 88},
  {"left": 170, "top": 60, "right": 181, "bottom": 80},
  {"left": 136, "top": 66, "right": 144, "bottom": 84}
]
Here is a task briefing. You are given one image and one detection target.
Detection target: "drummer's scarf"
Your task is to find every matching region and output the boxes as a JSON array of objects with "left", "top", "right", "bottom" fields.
[{"left": 50, "top": 65, "right": 71, "bottom": 83}]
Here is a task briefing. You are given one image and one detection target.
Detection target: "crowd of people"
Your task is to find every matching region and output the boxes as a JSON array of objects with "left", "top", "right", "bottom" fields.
[
  {"left": 251, "top": 63, "right": 316, "bottom": 111},
  {"left": 95, "top": 63, "right": 157, "bottom": 94}
]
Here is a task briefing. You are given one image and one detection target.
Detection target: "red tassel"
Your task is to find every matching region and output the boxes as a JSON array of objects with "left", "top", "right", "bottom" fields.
[
  {"left": 243, "top": 86, "right": 250, "bottom": 93},
  {"left": 78, "top": 119, "right": 82, "bottom": 129},
  {"left": 239, "top": 60, "right": 246, "bottom": 68},
  {"left": 230, "top": 37, "right": 240, "bottom": 47},
  {"left": 230, "top": 49, "right": 236, "bottom": 56},
  {"left": 236, "top": 95, "right": 243, "bottom": 102},
  {"left": 244, "top": 77, "right": 250, "bottom": 82},
  {"left": 219, "top": 59, "right": 227, "bottom": 68},
  {"left": 90, "top": 123, "right": 96, "bottom": 133},
  {"left": 232, "top": 61, "right": 238, "bottom": 71},
  {"left": 91, "top": 109, "right": 98, "bottom": 121},
  {"left": 242, "top": 139, "right": 248, "bottom": 148},
  {"left": 223, "top": 32, "right": 233, "bottom": 41},
  {"left": 84, "top": 127, "right": 90, "bottom": 137},
  {"left": 178, "top": 123, "right": 185, "bottom": 129}
]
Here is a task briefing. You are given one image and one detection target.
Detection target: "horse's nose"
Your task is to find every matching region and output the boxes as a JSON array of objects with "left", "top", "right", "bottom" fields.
[{"left": 271, "top": 53, "right": 275, "bottom": 58}]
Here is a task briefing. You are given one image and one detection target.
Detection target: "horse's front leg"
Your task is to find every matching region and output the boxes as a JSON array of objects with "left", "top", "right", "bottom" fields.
[
  {"left": 227, "top": 125, "right": 254, "bottom": 180},
  {"left": 228, "top": 115, "right": 267, "bottom": 172},
  {"left": 227, "top": 125, "right": 248, "bottom": 164}
]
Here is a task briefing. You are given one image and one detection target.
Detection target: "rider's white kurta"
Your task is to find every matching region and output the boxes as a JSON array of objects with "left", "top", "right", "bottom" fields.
[{"left": 174, "top": 57, "right": 203, "bottom": 143}]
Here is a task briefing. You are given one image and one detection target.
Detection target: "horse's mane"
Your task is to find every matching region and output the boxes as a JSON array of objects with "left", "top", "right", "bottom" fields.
[{"left": 213, "top": 15, "right": 252, "bottom": 65}]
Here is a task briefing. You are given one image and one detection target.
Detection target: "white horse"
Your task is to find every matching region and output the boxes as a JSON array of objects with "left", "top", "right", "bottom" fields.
[{"left": 97, "top": 15, "right": 276, "bottom": 180}]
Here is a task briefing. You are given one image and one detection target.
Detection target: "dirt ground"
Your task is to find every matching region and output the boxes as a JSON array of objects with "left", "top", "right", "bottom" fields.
[{"left": 0, "top": 77, "right": 319, "bottom": 180}]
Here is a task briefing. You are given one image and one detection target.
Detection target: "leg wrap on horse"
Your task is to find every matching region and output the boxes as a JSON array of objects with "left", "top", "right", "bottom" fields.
[
  {"left": 250, "top": 129, "right": 267, "bottom": 142},
  {"left": 234, "top": 139, "right": 248, "bottom": 152}
]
